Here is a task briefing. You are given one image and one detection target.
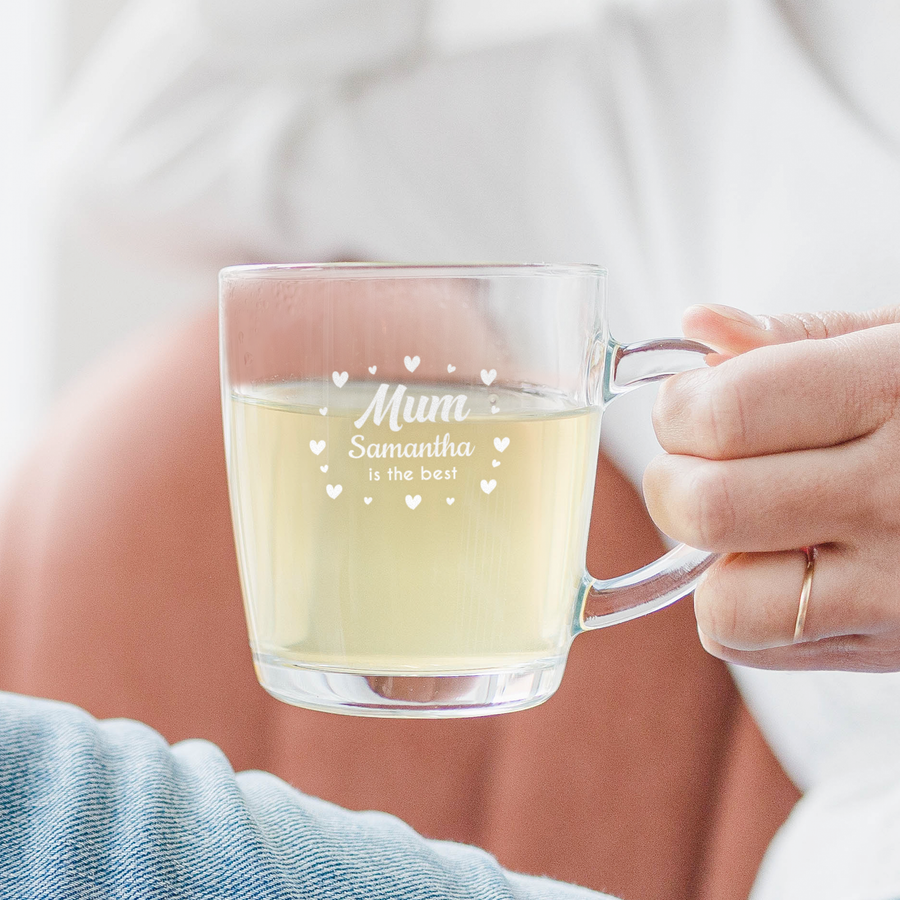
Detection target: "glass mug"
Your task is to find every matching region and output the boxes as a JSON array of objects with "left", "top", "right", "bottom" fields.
[{"left": 220, "top": 263, "right": 714, "bottom": 717}]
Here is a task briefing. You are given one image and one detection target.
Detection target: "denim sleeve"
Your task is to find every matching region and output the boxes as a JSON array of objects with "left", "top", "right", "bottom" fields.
[{"left": 0, "top": 692, "right": 611, "bottom": 900}]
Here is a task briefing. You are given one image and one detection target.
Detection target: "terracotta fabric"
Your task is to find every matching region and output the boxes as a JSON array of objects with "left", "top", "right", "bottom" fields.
[{"left": 0, "top": 309, "right": 799, "bottom": 900}]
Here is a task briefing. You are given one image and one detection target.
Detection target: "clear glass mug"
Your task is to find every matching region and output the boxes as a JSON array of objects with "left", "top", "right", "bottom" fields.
[{"left": 220, "top": 263, "right": 714, "bottom": 717}]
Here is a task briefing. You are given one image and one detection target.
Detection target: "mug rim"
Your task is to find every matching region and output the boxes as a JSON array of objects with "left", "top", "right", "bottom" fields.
[{"left": 219, "top": 262, "right": 607, "bottom": 280}]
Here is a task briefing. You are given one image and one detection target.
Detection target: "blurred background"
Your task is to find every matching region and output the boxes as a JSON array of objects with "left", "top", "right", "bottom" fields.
[{"left": 0, "top": 0, "right": 608, "bottom": 483}]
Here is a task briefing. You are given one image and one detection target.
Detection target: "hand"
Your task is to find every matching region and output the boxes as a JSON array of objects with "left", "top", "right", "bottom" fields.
[{"left": 643, "top": 304, "right": 900, "bottom": 671}]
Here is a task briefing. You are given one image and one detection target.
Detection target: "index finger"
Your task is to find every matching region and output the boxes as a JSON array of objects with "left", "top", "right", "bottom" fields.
[{"left": 653, "top": 324, "right": 900, "bottom": 460}]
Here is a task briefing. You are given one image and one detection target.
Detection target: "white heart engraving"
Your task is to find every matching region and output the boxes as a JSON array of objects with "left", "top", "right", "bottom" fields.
[
  {"left": 447, "top": 364, "right": 456, "bottom": 373},
  {"left": 480, "top": 368, "right": 497, "bottom": 386},
  {"left": 446, "top": 497, "right": 455, "bottom": 505},
  {"left": 364, "top": 497, "right": 373, "bottom": 505},
  {"left": 332, "top": 371, "right": 348, "bottom": 388},
  {"left": 492, "top": 460, "right": 500, "bottom": 467},
  {"left": 481, "top": 479, "right": 497, "bottom": 494},
  {"left": 490, "top": 406, "right": 499, "bottom": 415},
  {"left": 368, "top": 366, "right": 377, "bottom": 374},
  {"left": 405, "top": 494, "right": 422, "bottom": 510},
  {"left": 326, "top": 484, "right": 342, "bottom": 499},
  {"left": 320, "top": 465, "right": 328, "bottom": 473},
  {"left": 493, "top": 437, "right": 510, "bottom": 452},
  {"left": 310, "top": 440, "right": 325, "bottom": 456},
  {"left": 404, "top": 356, "right": 421, "bottom": 372},
  {"left": 319, "top": 407, "right": 328, "bottom": 416}
]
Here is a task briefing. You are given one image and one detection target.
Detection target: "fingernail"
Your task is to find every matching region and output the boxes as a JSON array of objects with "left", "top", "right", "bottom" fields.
[
  {"left": 699, "top": 304, "right": 765, "bottom": 330},
  {"left": 696, "top": 625, "right": 714, "bottom": 650},
  {"left": 696, "top": 624, "right": 725, "bottom": 657}
]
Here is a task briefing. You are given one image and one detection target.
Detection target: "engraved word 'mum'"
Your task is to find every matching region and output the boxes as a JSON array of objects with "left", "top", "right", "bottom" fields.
[{"left": 353, "top": 383, "right": 470, "bottom": 433}]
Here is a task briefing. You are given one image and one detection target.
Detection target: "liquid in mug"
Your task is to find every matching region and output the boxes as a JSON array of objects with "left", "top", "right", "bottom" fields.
[{"left": 227, "top": 381, "right": 601, "bottom": 675}]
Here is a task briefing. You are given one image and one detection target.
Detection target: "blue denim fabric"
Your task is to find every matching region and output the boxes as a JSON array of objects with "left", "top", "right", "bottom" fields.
[{"left": 0, "top": 692, "right": 611, "bottom": 900}]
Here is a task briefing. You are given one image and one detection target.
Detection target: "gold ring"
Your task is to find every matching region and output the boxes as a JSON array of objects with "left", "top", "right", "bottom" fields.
[{"left": 793, "top": 547, "right": 817, "bottom": 643}]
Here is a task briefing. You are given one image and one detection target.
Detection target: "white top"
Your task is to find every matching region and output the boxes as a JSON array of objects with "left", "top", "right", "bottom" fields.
[{"left": 46, "top": 1, "right": 900, "bottom": 896}]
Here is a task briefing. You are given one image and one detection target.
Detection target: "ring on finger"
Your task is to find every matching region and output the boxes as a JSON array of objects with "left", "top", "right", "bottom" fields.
[{"left": 793, "top": 546, "right": 818, "bottom": 643}]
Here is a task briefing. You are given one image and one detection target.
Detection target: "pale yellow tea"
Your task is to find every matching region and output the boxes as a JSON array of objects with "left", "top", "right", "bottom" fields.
[{"left": 227, "top": 381, "right": 601, "bottom": 675}]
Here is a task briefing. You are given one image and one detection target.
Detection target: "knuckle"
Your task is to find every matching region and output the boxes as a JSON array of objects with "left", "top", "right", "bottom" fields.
[
  {"left": 655, "top": 370, "right": 751, "bottom": 459},
  {"left": 694, "top": 560, "right": 743, "bottom": 647},
  {"left": 671, "top": 373, "right": 751, "bottom": 460},
  {"left": 851, "top": 466, "right": 884, "bottom": 526},
  {"left": 834, "top": 431, "right": 900, "bottom": 535},
  {"left": 653, "top": 375, "right": 694, "bottom": 452},
  {"left": 695, "top": 555, "right": 775, "bottom": 650},
  {"left": 645, "top": 457, "right": 742, "bottom": 551},
  {"left": 643, "top": 455, "right": 691, "bottom": 541},
  {"left": 843, "top": 326, "right": 900, "bottom": 429},
  {"left": 858, "top": 463, "right": 900, "bottom": 534},
  {"left": 707, "top": 378, "right": 751, "bottom": 459},
  {"left": 690, "top": 463, "right": 738, "bottom": 550},
  {"left": 827, "top": 334, "right": 887, "bottom": 436},
  {"left": 780, "top": 312, "right": 832, "bottom": 340}
]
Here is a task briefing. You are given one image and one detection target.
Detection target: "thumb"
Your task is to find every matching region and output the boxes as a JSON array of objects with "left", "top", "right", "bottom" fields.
[{"left": 682, "top": 303, "right": 900, "bottom": 361}]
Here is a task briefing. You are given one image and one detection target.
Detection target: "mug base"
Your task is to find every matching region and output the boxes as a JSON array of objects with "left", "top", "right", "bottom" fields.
[{"left": 252, "top": 653, "right": 567, "bottom": 717}]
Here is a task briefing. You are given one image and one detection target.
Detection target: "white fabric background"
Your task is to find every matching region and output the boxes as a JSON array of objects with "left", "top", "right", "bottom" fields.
[
  {"left": 0, "top": 2, "right": 55, "bottom": 479},
  {"left": 0, "top": 0, "right": 604, "bottom": 484}
]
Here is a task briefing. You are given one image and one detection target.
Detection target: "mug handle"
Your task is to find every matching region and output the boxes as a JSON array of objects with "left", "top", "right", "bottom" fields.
[{"left": 580, "top": 337, "right": 717, "bottom": 629}]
